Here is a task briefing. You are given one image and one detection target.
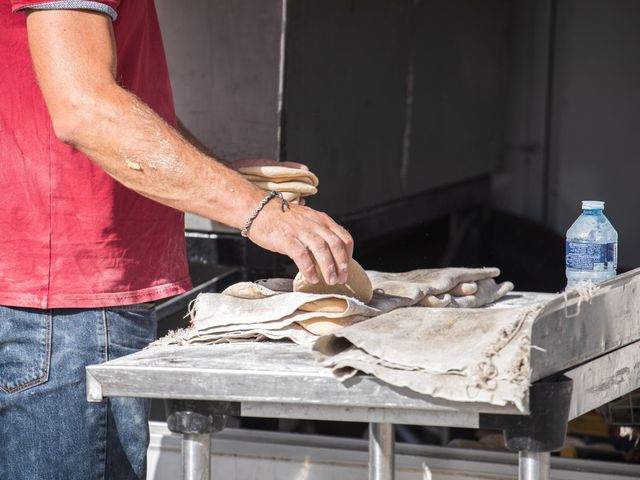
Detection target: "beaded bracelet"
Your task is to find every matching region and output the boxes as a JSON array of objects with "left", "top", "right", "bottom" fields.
[{"left": 240, "top": 191, "right": 290, "bottom": 238}]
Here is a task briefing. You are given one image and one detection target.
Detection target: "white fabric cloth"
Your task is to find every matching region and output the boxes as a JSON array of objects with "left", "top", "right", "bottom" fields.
[
  {"left": 150, "top": 267, "right": 545, "bottom": 409},
  {"left": 313, "top": 304, "right": 544, "bottom": 411},
  {"left": 154, "top": 267, "right": 513, "bottom": 346}
]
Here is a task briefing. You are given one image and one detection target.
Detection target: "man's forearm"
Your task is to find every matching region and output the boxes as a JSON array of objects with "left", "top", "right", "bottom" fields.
[{"left": 60, "top": 86, "right": 262, "bottom": 229}]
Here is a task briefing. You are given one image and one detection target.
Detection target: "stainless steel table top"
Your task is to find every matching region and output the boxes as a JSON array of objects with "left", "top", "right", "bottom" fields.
[{"left": 86, "top": 269, "right": 640, "bottom": 428}]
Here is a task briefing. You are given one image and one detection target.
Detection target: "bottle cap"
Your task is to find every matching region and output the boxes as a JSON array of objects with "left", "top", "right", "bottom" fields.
[{"left": 582, "top": 200, "right": 605, "bottom": 210}]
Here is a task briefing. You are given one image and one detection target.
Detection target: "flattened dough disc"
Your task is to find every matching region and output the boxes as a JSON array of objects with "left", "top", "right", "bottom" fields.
[
  {"left": 293, "top": 258, "right": 373, "bottom": 304},
  {"left": 252, "top": 181, "right": 317, "bottom": 196},
  {"left": 237, "top": 166, "right": 319, "bottom": 187},
  {"left": 242, "top": 174, "right": 316, "bottom": 185},
  {"left": 298, "top": 298, "right": 349, "bottom": 313},
  {"left": 298, "top": 315, "right": 363, "bottom": 336}
]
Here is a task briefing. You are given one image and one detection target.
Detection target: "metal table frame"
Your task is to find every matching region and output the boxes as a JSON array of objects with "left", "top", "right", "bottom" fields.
[{"left": 87, "top": 270, "right": 640, "bottom": 480}]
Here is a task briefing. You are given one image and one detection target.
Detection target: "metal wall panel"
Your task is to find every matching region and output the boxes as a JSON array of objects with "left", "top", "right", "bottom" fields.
[
  {"left": 547, "top": 0, "right": 640, "bottom": 267},
  {"left": 283, "top": 0, "right": 412, "bottom": 215},
  {"left": 491, "top": 0, "right": 553, "bottom": 224},
  {"left": 406, "top": 0, "right": 511, "bottom": 194},
  {"left": 283, "top": 0, "right": 511, "bottom": 216}
]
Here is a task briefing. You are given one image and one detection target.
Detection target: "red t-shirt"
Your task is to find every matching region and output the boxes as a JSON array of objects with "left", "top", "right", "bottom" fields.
[{"left": 0, "top": 0, "right": 192, "bottom": 308}]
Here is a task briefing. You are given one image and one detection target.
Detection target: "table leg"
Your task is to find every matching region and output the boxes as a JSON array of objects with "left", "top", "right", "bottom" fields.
[
  {"left": 165, "top": 400, "right": 239, "bottom": 480},
  {"left": 183, "top": 433, "right": 211, "bottom": 480},
  {"left": 518, "top": 451, "right": 550, "bottom": 480},
  {"left": 369, "top": 423, "right": 395, "bottom": 480},
  {"left": 480, "top": 377, "right": 572, "bottom": 480}
]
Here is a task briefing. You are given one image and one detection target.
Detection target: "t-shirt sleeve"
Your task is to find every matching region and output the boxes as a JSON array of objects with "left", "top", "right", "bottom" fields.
[{"left": 11, "top": 1, "right": 120, "bottom": 21}]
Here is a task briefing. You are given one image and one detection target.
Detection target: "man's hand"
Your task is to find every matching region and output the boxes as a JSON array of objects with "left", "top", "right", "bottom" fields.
[
  {"left": 25, "top": 9, "right": 352, "bottom": 284},
  {"left": 249, "top": 202, "right": 353, "bottom": 284}
]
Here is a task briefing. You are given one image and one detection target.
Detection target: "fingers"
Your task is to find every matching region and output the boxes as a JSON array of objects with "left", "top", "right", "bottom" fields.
[
  {"left": 288, "top": 238, "right": 320, "bottom": 284},
  {"left": 295, "top": 218, "right": 353, "bottom": 285},
  {"left": 323, "top": 230, "right": 351, "bottom": 284},
  {"left": 299, "top": 232, "right": 342, "bottom": 285},
  {"left": 287, "top": 209, "right": 352, "bottom": 285},
  {"left": 328, "top": 223, "right": 354, "bottom": 261},
  {"left": 318, "top": 214, "right": 353, "bottom": 283},
  {"left": 315, "top": 211, "right": 354, "bottom": 261},
  {"left": 246, "top": 200, "right": 353, "bottom": 285}
]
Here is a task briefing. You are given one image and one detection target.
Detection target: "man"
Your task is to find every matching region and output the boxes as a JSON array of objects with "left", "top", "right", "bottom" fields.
[{"left": 0, "top": 1, "right": 353, "bottom": 478}]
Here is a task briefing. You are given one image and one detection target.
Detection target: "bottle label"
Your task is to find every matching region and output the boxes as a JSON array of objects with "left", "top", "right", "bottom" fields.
[{"left": 566, "top": 241, "right": 617, "bottom": 270}]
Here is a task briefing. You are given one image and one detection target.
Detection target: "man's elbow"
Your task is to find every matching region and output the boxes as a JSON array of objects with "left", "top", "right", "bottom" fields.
[
  {"left": 48, "top": 91, "right": 104, "bottom": 145},
  {"left": 51, "top": 110, "right": 81, "bottom": 145},
  {"left": 49, "top": 99, "right": 87, "bottom": 145}
]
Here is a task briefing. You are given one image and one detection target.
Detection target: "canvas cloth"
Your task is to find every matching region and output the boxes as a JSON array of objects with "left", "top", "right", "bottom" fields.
[
  {"left": 153, "top": 285, "right": 408, "bottom": 347},
  {"left": 313, "top": 303, "right": 544, "bottom": 411},
  {"left": 153, "top": 268, "right": 512, "bottom": 346},
  {"left": 150, "top": 268, "right": 545, "bottom": 409}
]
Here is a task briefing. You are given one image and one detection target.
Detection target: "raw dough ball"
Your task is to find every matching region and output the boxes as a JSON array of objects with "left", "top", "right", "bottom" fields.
[{"left": 293, "top": 258, "right": 373, "bottom": 304}]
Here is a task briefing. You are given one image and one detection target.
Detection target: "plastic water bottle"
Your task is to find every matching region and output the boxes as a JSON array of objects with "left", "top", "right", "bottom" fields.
[{"left": 565, "top": 200, "right": 618, "bottom": 289}]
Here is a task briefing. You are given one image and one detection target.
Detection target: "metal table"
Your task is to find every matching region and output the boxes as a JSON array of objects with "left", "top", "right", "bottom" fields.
[{"left": 87, "top": 269, "right": 640, "bottom": 480}]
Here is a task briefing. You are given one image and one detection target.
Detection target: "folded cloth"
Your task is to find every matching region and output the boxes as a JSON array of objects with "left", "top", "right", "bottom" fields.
[
  {"left": 369, "top": 267, "right": 513, "bottom": 309},
  {"left": 150, "top": 322, "right": 317, "bottom": 346},
  {"left": 154, "top": 267, "right": 514, "bottom": 346},
  {"left": 369, "top": 267, "right": 500, "bottom": 297},
  {"left": 313, "top": 303, "right": 544, "bottom": 411},
  {"left": 417, "top": 293, "right": 452, "bottom": 307},
  {"left": 191, "top": 288, "right": 411, "bottom": 333},
  {"left": 449, "top": 281, "right": 478, "bottom": 296},
  {"left": 448, "top": 278, "right": 515, "bottom": 308},
  {"left": 151, "top": 286, "right": 411, "bottom": 347}
]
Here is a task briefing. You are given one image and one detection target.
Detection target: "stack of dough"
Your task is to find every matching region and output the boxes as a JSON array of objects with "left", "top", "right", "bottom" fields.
[
  {"left": 237, "top": 165, "right": 319, "bottom": 204},
  {"left": 293, "top": 258, "right": 373, "bottom": 336}
]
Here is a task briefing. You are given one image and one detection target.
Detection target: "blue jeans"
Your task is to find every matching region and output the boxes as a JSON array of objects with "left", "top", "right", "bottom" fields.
[{"left": 0, "top": 305, "right": 157, "bottom": 480}]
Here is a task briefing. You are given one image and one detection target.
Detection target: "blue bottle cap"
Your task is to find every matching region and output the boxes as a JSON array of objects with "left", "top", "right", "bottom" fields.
[{"left": 582, "top": 200, "right": 604, "bottom": 210}]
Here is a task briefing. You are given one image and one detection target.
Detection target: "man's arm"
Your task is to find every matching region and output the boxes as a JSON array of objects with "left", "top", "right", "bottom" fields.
[{"left": 25, "top": 9, "right": 352, "bottom": 285}]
